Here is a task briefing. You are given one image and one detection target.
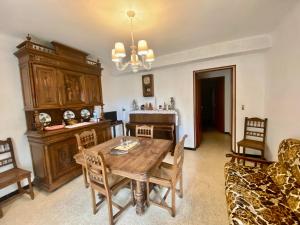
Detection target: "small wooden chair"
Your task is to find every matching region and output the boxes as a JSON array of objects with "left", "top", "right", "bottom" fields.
[
  {"left": 135, "top": 125, "right": 154, "bottom": 138},
  {"left": 0, "top": 138, "right": 34, "bottom": 218},
  {"left": 83, "top": 150, "right": 134, "bottom": 225},
  {"left": 237, "top": 117, "right": 267, "bottom": 160},
  {"left": 146, "top": 135, "right": 187, "bottom": 217},
  {"left": 75, "top": 129, "right": 98, "bottom": 188}
]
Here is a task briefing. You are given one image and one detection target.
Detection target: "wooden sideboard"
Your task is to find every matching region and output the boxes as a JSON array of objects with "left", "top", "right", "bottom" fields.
[
  {"left": 26, "top": 122, "right": 111, "bottom": 192},
  {"left": 126, "top": 112, "right": 177, "bottom": 154},
  {"left": 14, "top": 35, "right": 111, "bottom": 191}
]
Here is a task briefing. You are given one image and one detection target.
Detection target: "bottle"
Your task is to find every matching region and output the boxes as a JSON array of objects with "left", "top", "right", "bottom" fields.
[{"left": 93, "top": 110, "right": 97, "bottom": 122}]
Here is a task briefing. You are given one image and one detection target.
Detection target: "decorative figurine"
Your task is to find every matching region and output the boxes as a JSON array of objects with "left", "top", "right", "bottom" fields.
[
  {"left": 149, "top": 103, "right": 153, "bottom": 110},
  {"left": 132, "top": 99, "right": 139, "bottom": 111},
  {"left": 170, "top": 97, "right": 175, "bottom": 110},
  {"left": 163, "top": 102, "right": 167, "bottom": 110}
]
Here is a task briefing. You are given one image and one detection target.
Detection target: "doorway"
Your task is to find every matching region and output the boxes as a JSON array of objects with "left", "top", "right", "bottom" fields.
[
  {"left": 201, "top": 77, "right": 225, "bottom": 132},
  {"left": 193, "top": 66, "right": 236, "bottom": 151}
]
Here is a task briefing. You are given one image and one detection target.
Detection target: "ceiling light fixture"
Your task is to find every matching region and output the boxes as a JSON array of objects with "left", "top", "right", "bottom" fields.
[{"left": 112, "top": 10, "right": 155, "bottom": 73}]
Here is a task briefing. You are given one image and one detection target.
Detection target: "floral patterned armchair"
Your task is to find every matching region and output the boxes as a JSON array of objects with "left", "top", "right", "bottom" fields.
[{"left": 225, "top": 139, "right": 300, "bottom": 225}]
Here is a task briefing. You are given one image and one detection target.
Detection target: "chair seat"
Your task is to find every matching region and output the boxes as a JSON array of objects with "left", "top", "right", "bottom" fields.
[
  {"left": 90, "top": 174, "right": 129, "bottom": 193},
  {"left": 237, "top": 139, "right": 264, "bottom": 150},
  {"left": 0, "top": 168, "right": 31, "bottom": 189},
  {"left": 107, "top": 174, "right": 126, "bottom": 188},
  {"left": 149, "top": 162, "right": 174, "bottom": 186}
]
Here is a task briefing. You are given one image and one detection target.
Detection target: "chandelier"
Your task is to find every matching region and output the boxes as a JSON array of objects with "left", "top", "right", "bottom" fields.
[{"left": 112, "top": 10, "right": 155, "bottom": 73}]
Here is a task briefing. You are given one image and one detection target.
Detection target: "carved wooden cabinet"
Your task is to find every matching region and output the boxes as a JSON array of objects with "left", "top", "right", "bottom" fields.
[
  {"left": 27, "top": 121, "right": 111, "bottom": 192},
  {"left": 15, "top": 37, "right": 104, "bottom": 111},
  {"left": 15, "top": 36, "right": 111, "bottom": 191}
]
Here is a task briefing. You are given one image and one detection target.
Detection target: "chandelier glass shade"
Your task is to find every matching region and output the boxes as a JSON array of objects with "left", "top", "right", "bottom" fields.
[{"left": 112, "top": 10, "right": 155, "bottom": 73}]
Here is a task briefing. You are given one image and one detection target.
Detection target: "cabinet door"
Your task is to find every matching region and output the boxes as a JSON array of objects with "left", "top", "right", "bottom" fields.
[
  {"left": 32, "top": 65, "right": 62, "bottom": 108},
  {"left": 95, "top": 124, "right": 112, "bottom": 143},
  {"left": 47, "top": 138, "right": 80, "bottom": 181},
  {"left": 61, "top": 70, "right": 86, "bottom": 106},
  {"left": 85, "top": 75, "right": 102, "bottom": 105}
]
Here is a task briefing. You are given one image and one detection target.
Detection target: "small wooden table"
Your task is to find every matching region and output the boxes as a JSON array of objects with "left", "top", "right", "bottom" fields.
[{"left": 74, "top": 136, "right": 173, "bottom": 215}]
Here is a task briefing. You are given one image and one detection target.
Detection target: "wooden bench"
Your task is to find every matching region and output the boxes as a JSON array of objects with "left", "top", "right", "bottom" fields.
[{"left": 0, "top": 138, "right": 34, "bottom": 218}]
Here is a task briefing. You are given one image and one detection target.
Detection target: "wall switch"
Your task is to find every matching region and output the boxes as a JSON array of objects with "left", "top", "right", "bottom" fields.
[{"left": 242, "top": 105, "right": 245, "bottom": 110}]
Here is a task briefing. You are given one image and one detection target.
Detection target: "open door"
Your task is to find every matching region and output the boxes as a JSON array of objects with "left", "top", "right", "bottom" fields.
[
  {"left": 194, "top": 66, "right": 236, "bottom": 151},
  {"left": 215, "top": 77, "right": 225, "bottom": 132},
  {"left": 195, "top": 79, "right": 202, "bottom": 147}
]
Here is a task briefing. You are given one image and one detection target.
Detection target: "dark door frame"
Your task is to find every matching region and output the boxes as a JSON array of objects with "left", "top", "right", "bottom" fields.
[{"left": 193, "top": 65, "right": 236, "bottom": 151}]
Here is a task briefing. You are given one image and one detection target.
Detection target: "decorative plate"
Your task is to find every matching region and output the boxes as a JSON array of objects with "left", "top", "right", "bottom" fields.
[
  {"left": 39, "top": 113, "right": 51, "bottom": 126},
  {"left": 80, "top": 109, "right": 91, "bottom": 119},
  {"left": 63, "top": 110, "right": 75, "bottom": 120}
]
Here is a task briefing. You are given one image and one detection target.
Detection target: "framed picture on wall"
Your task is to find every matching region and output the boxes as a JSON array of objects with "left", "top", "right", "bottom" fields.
[{"left": 142, "top": 74, "right": 154, "bottom": 97}]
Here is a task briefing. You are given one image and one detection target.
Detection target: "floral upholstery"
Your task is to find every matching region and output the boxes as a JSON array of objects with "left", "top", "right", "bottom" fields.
[
  {"left": 267, "top": 162, "right": 299, "bottom": 195},
  {"left": 287, "top": 188, "right": 300, "bottom": 220},
  {"left": 278, "top": 139, "right": 300, "bottom": 186},
  {"left": 225, "top": 139, "right": 300, "bottom": 225}
]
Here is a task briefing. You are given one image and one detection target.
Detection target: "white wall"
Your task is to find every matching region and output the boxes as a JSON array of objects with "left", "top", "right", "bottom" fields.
[
  {"left": 0, "top": 33, "right": 33, "bottom": 197},
  {"left": 103, "top": 52, "right": 266, "bottom": 149},
  {"left": 264, "top": 3, "right": 300, "bottom": 161},
  {"left": 199, "top": 69, "right": 232, "bottom": 133}
]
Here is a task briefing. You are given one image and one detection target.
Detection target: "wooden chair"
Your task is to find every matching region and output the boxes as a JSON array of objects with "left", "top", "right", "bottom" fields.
[
  {"left": 0, "top": 138, "right": 34, "bottom": 218},
  {"left": 237, "top": 117, "right": 267, "bottom": 161},
  {"left": 135, "top": 125, "right": 154, "bottom": 138},
  {"left": 83, "top": 150, "right": 134, "bottom": 225},
  {"left": 75, "top": 129, "right": 98, "bottom": 188},
  {"left": 146, "top": 135, "right": 187, "bottom": 217}
]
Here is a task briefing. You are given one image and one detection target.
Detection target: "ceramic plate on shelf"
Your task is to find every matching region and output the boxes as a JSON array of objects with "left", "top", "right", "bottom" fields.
[
  {"left": 39, "top": 112, "right": 51, "bottom": 126},
  {"left": 80, "top": 109, "right": 91, "bottom": 119},
  {"left": 63, "top": 110, "right": 75, "bottom": 120}
]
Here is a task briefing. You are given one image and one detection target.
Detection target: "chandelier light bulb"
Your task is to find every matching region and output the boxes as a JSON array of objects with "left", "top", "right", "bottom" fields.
[
  {"left": 112, "top": 49, "right": 121, "bottom": 62},
  {"left": 138, "top": 40, "right": 149, "bottom": 56},
  {"left": 131, "top": 54, "right": 139, "bottom": 65},
  {"left": 145, "top": 49, "right": 155, "bottom": 62},
  {"left": 114, "top": 42, "right": 126, "bottom": 58}
]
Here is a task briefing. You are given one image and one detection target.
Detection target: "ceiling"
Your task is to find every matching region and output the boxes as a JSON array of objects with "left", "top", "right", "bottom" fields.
[{"left": 0, "top": 0, "right": 298, "bottom": 69}]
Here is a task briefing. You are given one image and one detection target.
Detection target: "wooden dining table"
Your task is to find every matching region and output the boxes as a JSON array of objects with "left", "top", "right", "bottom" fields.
[{"left": 74, "top": 136, "right": 173, "bottom": 215}]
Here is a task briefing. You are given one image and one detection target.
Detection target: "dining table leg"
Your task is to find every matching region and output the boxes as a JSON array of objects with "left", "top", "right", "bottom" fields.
[{"left": 135, "top": 181, "right": 145, "bottom": 215}]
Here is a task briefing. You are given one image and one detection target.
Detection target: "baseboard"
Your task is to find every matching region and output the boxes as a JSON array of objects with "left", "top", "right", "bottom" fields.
[
  {"left": 184, "top": 147, "right": 196, "bottom": 151},
  {"left": 0, "top": 185, "right": 30, "bottom": 203},
  {"left": 224, "top": 132, "right": 231, "bottom": 135}
]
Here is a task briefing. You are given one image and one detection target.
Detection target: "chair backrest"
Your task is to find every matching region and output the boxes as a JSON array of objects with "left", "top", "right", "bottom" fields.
[
  {"left": 83, "top": 150, "right": 109, "bottom": 193},
  {"left": 244, "top": 117, "right": 267, "bottom": 143},
  {"left": 0, "top": 138, "right": 17, "bottom": 169},
  {"left": 135, "top": 125, "right": 154, "bottom": 138},
  {"left": 75, "top": 129, "right": 98, "bottom": 152},
  {"left": 173, "top": 135, "right": 188, "bottom": 178}
]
